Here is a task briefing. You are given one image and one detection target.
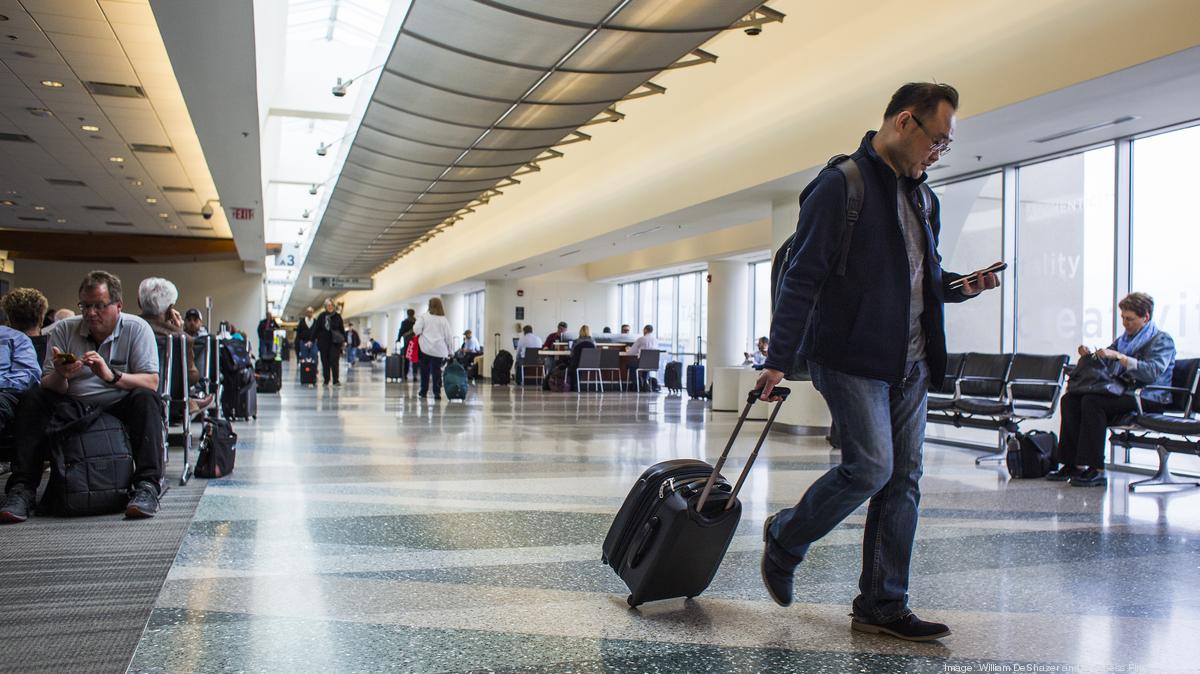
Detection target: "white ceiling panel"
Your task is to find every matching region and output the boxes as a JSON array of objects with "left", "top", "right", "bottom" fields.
[
  {"left": 27, "top": 0, "right": 107, "bottom": 21},
  {"left": 34, "top": 15, "right": 112, "bottom": 39}
]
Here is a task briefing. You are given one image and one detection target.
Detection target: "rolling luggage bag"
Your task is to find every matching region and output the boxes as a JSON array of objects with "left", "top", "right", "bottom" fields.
[
  {"left": 385, "top": 354, "right": 403, "bottom": 382},
  {"left": 686, "top": 364, "right": 706, "bottom": 399},
  {"left": 602, "top": 387, "right": 791, "bottom": 607},
  {"left": 664, "top": 361, "right": 683, "bottom": 394},
  {"left": 255, "top": 359, "right": 282, "bottom": 394},
  {"left": 444, "top": 361, "right": 469, "bottom": 400},
  {"left": 299, "top": 358, "right": 318, "bottom": 386}
]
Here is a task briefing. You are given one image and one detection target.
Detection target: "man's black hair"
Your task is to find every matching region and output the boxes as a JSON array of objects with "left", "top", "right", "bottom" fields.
[{"left": 883, "top": 82, "right": 959, "bottom": 120}]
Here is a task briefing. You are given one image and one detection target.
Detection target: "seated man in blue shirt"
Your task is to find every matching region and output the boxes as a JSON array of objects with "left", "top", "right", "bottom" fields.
[
  {"left": 0, "top": 270, "right": 163, "bottom": 524},
  {"left": 0, "top": 306, "right": 44, "bottom": 454}
]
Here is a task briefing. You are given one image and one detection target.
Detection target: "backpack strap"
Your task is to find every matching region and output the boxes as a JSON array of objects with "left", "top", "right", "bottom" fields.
[
  {"left": 834, "top": 157, "right": 864, "bottom": 276},
  {"left": 915, "top": 183, "right": 934, "bottom": 226}
]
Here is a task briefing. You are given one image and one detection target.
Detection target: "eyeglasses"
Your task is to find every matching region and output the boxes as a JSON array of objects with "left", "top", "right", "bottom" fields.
[
  {"left": 77, "top": 301, "right": 116, "bottom": 314},
  {"left": 911, "top": 115, "right": 952, "bottom": 155}
]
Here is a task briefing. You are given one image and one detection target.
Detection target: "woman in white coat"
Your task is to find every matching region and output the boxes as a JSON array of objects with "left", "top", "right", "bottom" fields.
[{"left": 413, "top": 297, "right": 455, "bottom": 400}]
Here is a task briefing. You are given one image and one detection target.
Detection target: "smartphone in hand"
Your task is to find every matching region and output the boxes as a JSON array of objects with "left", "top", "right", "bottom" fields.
[
  {"left": 948, "top": 261, "right": 1007, "bottom": 290},
  {"left": 54, "top": 351, "right": 78, "bottom": 364}
]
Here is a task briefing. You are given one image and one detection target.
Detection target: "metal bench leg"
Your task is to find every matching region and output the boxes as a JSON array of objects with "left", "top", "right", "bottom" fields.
[
  {"left": 1128, "top": 445, "right": 1200, "bottom": 491},
  {"left": 975, "top": 428, "right": 1009, "bottom": 464}
]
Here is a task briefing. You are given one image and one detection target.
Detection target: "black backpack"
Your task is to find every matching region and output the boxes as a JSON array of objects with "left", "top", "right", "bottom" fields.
[
  {"left": 1006, "top": 431, "right": 1056, "bottom": 479},
  {"left": 41, "top": 402, "right": 134, "bottom": 516},
  {"left": 219, "top": 339, "right": 252, "bottom": 375},
  {"left": 769, "top": 154, "right": 933, "bottom": 380},
  {"left": 492, "top": 350, "right": 514, "bottom": 385},
  {"left": 196, "top": 417, "right": 237, "bottom": 479}
]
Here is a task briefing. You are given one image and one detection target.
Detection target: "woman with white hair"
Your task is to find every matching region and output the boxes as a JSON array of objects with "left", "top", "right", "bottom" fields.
[{"left": 138, "top": 277, "right": 212, "bottom": 414}]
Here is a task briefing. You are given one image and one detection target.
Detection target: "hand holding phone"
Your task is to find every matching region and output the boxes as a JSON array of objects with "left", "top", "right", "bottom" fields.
[
  {"left": 51, "top": 346, "right": 83, "bottom": 378},
  {"left": 949, "top": 261, "right": 1007, "bottom": 290}
]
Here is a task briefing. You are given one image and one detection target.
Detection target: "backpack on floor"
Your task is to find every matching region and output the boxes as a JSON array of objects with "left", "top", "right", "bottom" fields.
[
  {"left": 1006, "top": 430, "right": 1056, "bottom": 479},
  {"left": 41, "top": 401, "right": 134, "bottom": 516},
  {"left": 492, "top": 350, "right": 514, "bottom": 385},
  {"left": 543, "top": 363, "right": 569, "bottom": 393},
  {"left": 196, "top": 417, "right": 237, "bottom": 479}
]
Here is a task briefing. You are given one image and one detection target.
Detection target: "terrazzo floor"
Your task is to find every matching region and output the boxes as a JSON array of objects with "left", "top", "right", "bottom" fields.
[{"left": 128, "top": 362, "right": 1200, "bottom": 674}]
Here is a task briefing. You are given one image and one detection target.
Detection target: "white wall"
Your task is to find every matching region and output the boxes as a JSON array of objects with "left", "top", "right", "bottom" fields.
[
  {"left": 5, "top": 259, "right": 264, "bottom": 345},
  {"left": 481, "top": 274, "right": 616, "bottom": 372}
]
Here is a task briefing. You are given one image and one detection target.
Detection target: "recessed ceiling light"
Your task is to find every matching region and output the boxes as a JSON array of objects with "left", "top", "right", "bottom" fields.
[
  {"left": 80, "top": 124, "right": 99, "bottom": 132},
  {"left": 145, "top": 197, "right": 157, "bottom": 204},
  {"left": 56, "top": 218, "right": 66, "bottom": 223},
  {"left": 108, "top": 156, "right": 124, "bottom": 163},
  {"left": 40, "top": 80, "right": 64, "bottom": 88},
  {"left": 27, "top": 107, "right": 52, "bottom": 117},
  {"left": 129, "top": 179, "right": 143, "bottom": 186},
  {"left": 33, "top": 205, "right": 45, "bottom": 211},
  {"left": 158, "top": 212, "right": 169, "bottom": 218},
  {"left": 0, "top": 200, "right": 14, "bottom": 206}
]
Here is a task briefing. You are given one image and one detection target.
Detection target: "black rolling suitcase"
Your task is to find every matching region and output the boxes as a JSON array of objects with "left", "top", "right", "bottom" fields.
[
  {"left": 255, "top": 359, "right": 281, "bottom": 393},
  {"left": 385, "top": 354, "right": 403, "bottom": 382},
  {"left": 664, "top": 361, "right": 683, "bottom": 394},
  {"left": 602, "top": 386, "right": 791, "bottom": 607},
  {"left": 300, "top": 358, "right": 318, "bottom": 386}
]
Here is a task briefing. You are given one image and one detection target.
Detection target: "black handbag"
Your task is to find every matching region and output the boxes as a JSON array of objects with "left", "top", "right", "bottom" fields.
[{"left": 1066, "top": 354, "right": 1125, "bottom": 396}]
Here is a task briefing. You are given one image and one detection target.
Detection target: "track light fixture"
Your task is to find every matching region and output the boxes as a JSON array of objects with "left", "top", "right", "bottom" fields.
[
  {"left": 309, "top": 184, "right": 319, "bottom": 195},
  {"left": 331, "top": 64, "right": 384, "bottom": 97}
]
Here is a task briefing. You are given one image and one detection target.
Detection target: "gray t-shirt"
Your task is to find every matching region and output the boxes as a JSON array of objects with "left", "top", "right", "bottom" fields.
[
  {"left": 43, "top": 313, "right": 160, "bottom": 407},
  {"left": 898, "top": 184, "right": 928, "bottom": 363}
]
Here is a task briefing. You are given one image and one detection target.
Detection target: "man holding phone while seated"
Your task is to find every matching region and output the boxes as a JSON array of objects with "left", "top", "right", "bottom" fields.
[
  {"left": 756, "top": 83, "right": 1001, "bottom": 642},
  {"left": 0, "top": 270, "right": 163, "bottom": 524}
]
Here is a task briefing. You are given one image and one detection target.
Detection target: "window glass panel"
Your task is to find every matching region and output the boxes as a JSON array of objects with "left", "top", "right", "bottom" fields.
[
  {"left": 1015, "top": 147, "right": 1115, "bottom": 356},
  {"left": 1132, "top": 124, "right": 1200, "bottom": 358},
  {"left": 751, "top": 261, "right": 772, "bottom": 350},
  {"left": 657, "top": 277, "right": 676, "bottom": 357},
  {"left": 699, "top": 271, "right": 709, "bottom": 358},
  {"left": 933, "top": 172, "right": 1004, "bottom": 353},
  {"left": 678, "top": 273, "right": 698, "bottom": 361},
  {"left": 620, "top": 284, "right": 636, "bottom": 328},
  {"left": 639, "top": 281, "right": 655, "bottom": 331}
]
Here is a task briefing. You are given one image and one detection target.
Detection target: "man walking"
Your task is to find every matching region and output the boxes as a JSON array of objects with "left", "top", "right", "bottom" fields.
[
  {"left": 757, "top": 83, "right": 999, "bottom": 641},
  {"left": 256, "top": 310, "right": 279, "bottom": 360}
]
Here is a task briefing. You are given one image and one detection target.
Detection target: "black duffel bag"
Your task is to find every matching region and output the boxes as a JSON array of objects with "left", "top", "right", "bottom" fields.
[
  {"left": 1066, "top": 354, "right": 1126, "bottom": 397},
  {"left": 1006, "top": 430, "right": 1056, "bottom": 479},
  {"left": 41, "top": 401, "right": 135, "bottom": 516},
  {"left": 195, "top": 417, "right": 237, "bottom": 478}
]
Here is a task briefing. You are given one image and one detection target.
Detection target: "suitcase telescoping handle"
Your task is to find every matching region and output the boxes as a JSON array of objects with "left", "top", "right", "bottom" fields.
[{"left": 695, "top": 387, "right": 791, "bottom": 513}]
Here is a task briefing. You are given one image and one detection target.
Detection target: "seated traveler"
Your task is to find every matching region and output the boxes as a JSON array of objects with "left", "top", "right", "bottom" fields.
[
  {"left": 455, "top": 329, "right": 483, "bottom": 368},
  {"left": 542, "top": 322, "right": 568, "bottom": 351},
  {"left": 0, "top": 270, "right": 164, "bottom": 523},
  {"left": 744, "top": 336, "right": 769, "bottom": 369},
  {"left": 0, "top": 293, "right": 43, "bottom": 449},
  {"left": 516, "top": 325, "right": 542, "bottom": 360},
  {"left": 567, "top": 325, "right": 596, "bottom": 391},
  {"left": 625, "top": 324, "right": 657, "bottom": 387},
  {"left": 3, "top": 287, "right": 50, "bottom": 364},
  {"left": 614, "top": 324, "right": 636, "bottom": 344},
  {"left": 183, "top": 308, "right": 208, "bottom": 338},
  {"left": 1049, "top": 292, "right": 1176, "bottom": 487},
  {"left": 137, "top": 277, "right": 213, "bottom": 416}
]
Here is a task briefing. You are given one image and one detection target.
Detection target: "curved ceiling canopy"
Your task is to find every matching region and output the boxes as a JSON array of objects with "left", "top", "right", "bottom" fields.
[{"left": 288, "top": 0, "right": 780, "bottom": 312}]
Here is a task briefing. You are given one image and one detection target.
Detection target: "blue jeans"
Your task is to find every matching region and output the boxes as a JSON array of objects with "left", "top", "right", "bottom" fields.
[
  {"left": 346, "top": 346, "right": 359, "bottom": 364},
  {"left": 766, "top": 360, "right": 929, "bottom": 623},
  {"left": 298, "top": 340, "right": 318, "bottom": 362}
]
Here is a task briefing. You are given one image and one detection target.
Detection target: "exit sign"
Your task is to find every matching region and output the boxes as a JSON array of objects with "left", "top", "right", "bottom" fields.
[{"left": 232, "top": 207, "right": 255, "bottom": 220}]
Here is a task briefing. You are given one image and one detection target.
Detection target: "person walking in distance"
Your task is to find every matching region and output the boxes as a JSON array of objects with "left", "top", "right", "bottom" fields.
[
  {"left": 314, "top": 299, "right": 345, "bottom": 386},
  {"left": 396, "top": 309, "right": 417, "bottom": 381},
  {"left": 757, "top": 83, "right": 1000, "bottom": 641}
]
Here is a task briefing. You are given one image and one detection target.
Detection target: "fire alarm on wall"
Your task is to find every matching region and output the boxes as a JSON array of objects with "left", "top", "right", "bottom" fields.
[{"left": 517, "top": 289, "right": 524, "bottom": 297}]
